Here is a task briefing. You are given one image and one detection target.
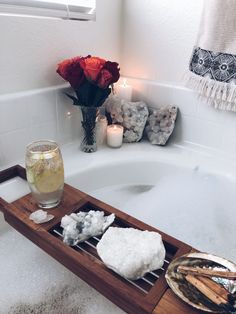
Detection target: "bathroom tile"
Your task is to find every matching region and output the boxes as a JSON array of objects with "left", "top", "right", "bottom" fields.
[
  {"left": 0, "top": 82, "right": 235, "bottom": 166},
  {"left": 197, "top": 120, "right": 223, "bottom": 149},
  {"left": 225, "top": 110, "right": 236, "bottom": 128},
  {"left": 29, "top": 120, "right": 58, "bottom": 143},
  {"left": 168, "top": 111, "right": 183, "bottom": 144},
  {"left": 56, "top": 88, "right": 81, "bottom": 144},
  {"left": 29, "top": 90, "right": 57, "bottom": 126},
  {"left": 0, "top": 95, "right": 30, "bottom": 133},
  {"left": 196, "top": 100, "right": 233, "bottom": 124},
  {"left": 219, "top": 122, "right": 236, "bottom": 155},
  {"left": 171, "top": 87, "right": 198, "bottom": 117},
  {"left": 145, "top": 83, "right": 170, "bottom": 107},
  {"left": 0, "top": 89, "right": 57, "bottom": 134},
  {"left": 180, "top": 115, "right": 223, "bottom": 149},
  {"left": 178, "top": 115, "right": 201, "bottom": 144},
  {"left": 126, "top": 78, "right": 149, "bottom": 103},
  {"left": 145, "top": 83, "right": 197, "bottom": 116},
  {"left": 0, "top": 128, "right": 31, "bottom": 165}
]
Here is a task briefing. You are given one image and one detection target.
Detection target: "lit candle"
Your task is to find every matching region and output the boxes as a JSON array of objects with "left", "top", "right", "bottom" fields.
[
  {"left": 106, "top": 125, "right": 124, "bottom": 148},
  {"left": 116, "top": 78, "right": 132, "bottom": 101}
]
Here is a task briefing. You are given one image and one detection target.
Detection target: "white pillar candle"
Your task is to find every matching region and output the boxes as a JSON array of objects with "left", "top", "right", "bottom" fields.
[
  {"left": 116, "top": 78, "right": 132, "bottom": 101},
  {"left": 96, "top": 115, "right": 108, "bottom": 145},
  {"left": 106, "top": 125, "right": 124, "bottom": 148}
]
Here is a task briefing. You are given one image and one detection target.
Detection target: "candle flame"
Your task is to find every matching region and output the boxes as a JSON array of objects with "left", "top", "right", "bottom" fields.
[{"left": 108, "top": 124, "right": 123, "bottom": 131}]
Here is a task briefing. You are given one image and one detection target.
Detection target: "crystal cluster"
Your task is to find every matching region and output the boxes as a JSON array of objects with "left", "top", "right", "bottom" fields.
[
  {"left": 61, "top": 210, "right": 115, "bottom": 246},
  {"left": 97, "top": 227, "right": 166, "bottom": 280},
  {"left": 29, "top": 209, "right": 54, "bottom": 224},
  {"left": 105, "top": 96, "right": 148, "bottom": 142},
  {"left": 145, "top": 105, "right": 178, "bottom": 145}
]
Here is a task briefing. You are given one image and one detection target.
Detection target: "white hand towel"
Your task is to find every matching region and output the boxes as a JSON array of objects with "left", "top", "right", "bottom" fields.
[{"left": 187, "top": 0, "right": 236, "bottom": 111}]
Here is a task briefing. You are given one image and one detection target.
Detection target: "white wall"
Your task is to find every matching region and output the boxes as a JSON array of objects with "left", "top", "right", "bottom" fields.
[
  {"left": 121, "top": 0, "right": 203, "bottom": 85},
  {"left": 0, "top": 0, "right": 122, "bottom": 94},
  {"left": 2, "top": 0, "right": 236, "bottom": 168},
  {"left": 120, "top": 0, "right": 236, "bottom": 158},
  {"left": 0, "top": 0, "right": 122, "bottom": 167}
]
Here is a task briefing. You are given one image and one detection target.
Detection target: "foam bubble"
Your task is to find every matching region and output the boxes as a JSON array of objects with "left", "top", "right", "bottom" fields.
[
  {"left": 92, "top": 170, "right": 236, "bottom": 261},
  {"left": 0, "top": 228, "right": 124, "bottom": 313}
]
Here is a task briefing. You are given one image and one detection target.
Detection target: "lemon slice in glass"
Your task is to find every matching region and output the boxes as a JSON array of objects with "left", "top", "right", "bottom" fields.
[
  {"left": 26, "top": 168, "right": 35, "bottom": 184},
  {"left": 34, "top": 168, "right": 64, "bottom": 193}
]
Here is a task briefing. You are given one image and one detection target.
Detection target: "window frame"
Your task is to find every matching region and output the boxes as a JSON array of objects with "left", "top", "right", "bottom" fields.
[{"left": 0, "top": 0, "right": 96, "bottom": 21}]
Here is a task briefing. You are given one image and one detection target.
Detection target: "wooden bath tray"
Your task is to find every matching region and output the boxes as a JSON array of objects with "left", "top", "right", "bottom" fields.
[{"left": 0, "top": 165, "right": 204, "bottom": 314}]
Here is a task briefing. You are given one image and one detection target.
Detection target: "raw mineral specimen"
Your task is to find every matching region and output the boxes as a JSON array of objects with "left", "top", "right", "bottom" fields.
[
  {"left": 145, "top": 105, "right": 178, "bottom": 145},
  {"left": 29, "top": 209, "right": 54, "bottom": 224},
  {"left": 105, "top": 96, "right": 149, "bottom": 142},
  {"left": 97, "top": 227, "right": 166, "bottom": 280},
  {"left": 61, "top": 210, "right": 115, "bottom": 246}
]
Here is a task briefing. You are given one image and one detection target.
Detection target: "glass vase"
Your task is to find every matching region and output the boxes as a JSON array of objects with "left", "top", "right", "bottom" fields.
[
  {"left": 25, "top": 140, "right": 64, "bottom": 209},
  {"left": 80, "top": 106, "right": 98, "bottom": 153}
]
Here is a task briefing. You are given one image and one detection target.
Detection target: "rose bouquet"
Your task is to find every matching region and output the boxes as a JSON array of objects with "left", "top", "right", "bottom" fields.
[{"left": 57, "top": 55, "right": 120, "bottom": 152}]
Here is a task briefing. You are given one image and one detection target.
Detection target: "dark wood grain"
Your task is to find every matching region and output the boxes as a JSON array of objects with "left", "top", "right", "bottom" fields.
[
  {"left": 0, "top": 165, "right": 198, "bottom": 314},
  {"left": 0, "top": 164, "right": 26, "bottom": 183},
  {"left": 152, "top": 289, "right": 206, "bottom": 314}
]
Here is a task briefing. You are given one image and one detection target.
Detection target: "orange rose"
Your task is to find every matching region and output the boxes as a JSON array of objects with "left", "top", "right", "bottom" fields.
[
  {"left": 57, "top": 56, "right": 85, "bottom": 88},
  {"left": 82, "top": 56, "right": 106, "bottom": 81}
]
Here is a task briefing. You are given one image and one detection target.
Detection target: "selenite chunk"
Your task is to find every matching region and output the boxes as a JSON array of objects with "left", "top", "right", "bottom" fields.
[
  {"left": 97, "top": 227, "right": 166, "bottom": 280},
  {"left": 29, "top": 209, "right": 54, "bottom": 224}
]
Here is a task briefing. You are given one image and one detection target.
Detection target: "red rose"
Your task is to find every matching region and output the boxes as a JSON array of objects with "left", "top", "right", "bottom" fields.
[
  {"left": 81, "top": 56, "right": 106, "bottom": 81},
  {"left": 97, "top": 61, "right": 120, "bottom": 88},
  {"left": 57, "top": 56, "right": 85, "bottom": 88},
  {"left": 56, "top": 55, "right": 120, "bottom": 108},
  {"left": 97, "top": 69, "right": 113, "bottom": 89}
]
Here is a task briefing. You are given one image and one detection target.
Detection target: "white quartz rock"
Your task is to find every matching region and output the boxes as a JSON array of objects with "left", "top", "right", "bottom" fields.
[
  {"left": 145, "top": 105, "right": 178, "bottom": 145},
  {"left": 29, "top": 210, "right": 54, "bottom": 224},
  {"left": 61, "top": 210, "right": 115, "bottom": 246},
  {"left": 97, "top": 227, "right": 166, "bottom": 280},
  {"left": 105, "top": 95, "right": 149, "bottom": 142}
]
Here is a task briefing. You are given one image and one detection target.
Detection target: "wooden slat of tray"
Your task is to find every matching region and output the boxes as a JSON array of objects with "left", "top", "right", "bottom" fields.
[
  {"left": 0, "top": 165, "right": 200, "bottom": 314},
  {"left": 153, "top": 289, "right": 206, "bottom": 314},
  {"left": 0, "top": 164, "right": 26, "bottom": 183},
  {"left": 153, "top": 247, "right": 206, "bottom": 314}
]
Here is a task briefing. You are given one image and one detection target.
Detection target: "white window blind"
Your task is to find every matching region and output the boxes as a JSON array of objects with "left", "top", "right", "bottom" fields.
[{"left": 0, "top": 0, "right": 96, "bottom": 20}]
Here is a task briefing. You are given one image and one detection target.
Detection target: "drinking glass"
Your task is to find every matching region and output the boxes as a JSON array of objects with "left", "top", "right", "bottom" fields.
[{"left": 25, "top": 140, "right": 64, "bottom": 209}]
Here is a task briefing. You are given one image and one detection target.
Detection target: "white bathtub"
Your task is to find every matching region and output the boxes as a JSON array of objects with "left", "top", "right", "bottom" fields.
[
  {"left": 65, "top": 142, "right": 236, "bottom": 261},
  {"left": 1, "top": 141, "right": 236, "bottom": 313}
]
